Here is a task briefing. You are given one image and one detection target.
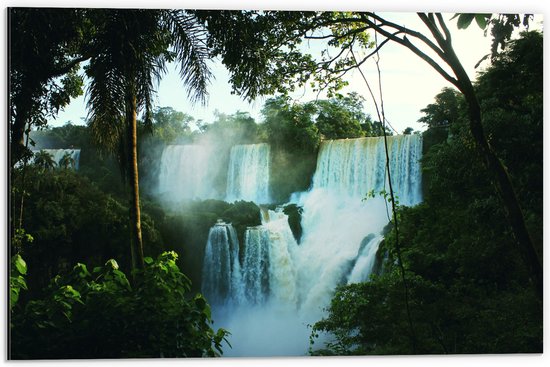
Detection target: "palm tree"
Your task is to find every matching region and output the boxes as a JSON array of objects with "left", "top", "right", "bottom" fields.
[
  {"left": 85, "top": 9, "right": 212, "bottom": 270},
  {"left": 59, "top": 152, "right": 76, "bottom": 169},
  {"left": 33, "top": 150, "right": 57, "bottom": 171}
]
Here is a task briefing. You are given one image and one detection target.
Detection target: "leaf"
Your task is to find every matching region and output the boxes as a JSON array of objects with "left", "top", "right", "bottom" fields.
[
  {"left": 13, "top": 254, "right": 27, "bottom": 275},
  {"left": 475, "top": 14, "right": 491, "bottom": 29},
  {"left": 104, "top": 259, "right": 119, "bottom": 270},
  {"left": 457, "top": 14, "right": 475, "bottom": 29},
  {"left": 144, "top": 257, "right": 154, "bottom": 265}
]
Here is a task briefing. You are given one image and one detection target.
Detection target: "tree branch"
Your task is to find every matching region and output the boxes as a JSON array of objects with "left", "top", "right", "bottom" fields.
[
  {"left": 363, "top": 17, "right": 459, "bottom": 87},
  {"left": 51, "top": 54, "right": 91, "bottom": 78}
]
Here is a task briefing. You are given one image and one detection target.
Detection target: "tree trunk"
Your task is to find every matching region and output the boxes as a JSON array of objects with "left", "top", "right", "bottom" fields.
[
  {"left": 417, "top": 15, "right": 543, "bottom": 299},
  {"left": 460, "top": 83, "right": 543, "bottom": 299},
  {"left": 10, "top": 92, "right": 30, "bottom": 167},
  {"left": 126, "top": 93, "right": 144, "bottom": 270},
  {"left": 438, "top": 32, "right": 543, "bottom": 298}
]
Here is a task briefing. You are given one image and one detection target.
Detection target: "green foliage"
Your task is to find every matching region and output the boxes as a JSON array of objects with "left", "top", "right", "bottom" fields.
[
  {"left": 10, "top": 254, "right": 28, "bottom": 311},
  {"left": 195, "top": 11, "right": 372, "bottom": 99},
  {"left": 203, "top": 110, "right": 263, "bottom": 144},
  {"left": 418, "top": 87, "right": 464, "bottom": 129},
  {"left": 29, "top": 123, "right": 127, "bottom": 196},
  {"left": 150, "top": 106, "right": 195, "bottom": 144},
  {"left": 261, "top": 96, "right": 319, "bottom": 202},
  {"left": 9, "top": 8, "right": 92, "bottom": 163},
  {"left": 32, "top": 150, "right": 57, "bottom": 170},
  {"left": 314, "top": 93, "right": 369, "bottom": 139},
  {"left": 310, "top": 31, "right": 543, "bottom": 355},
  {"left": 262, "top": 96, "right": 320, "bottom": 154},
  {"left": 452, "top": 13, "right": 533, "bottom": 59},
  {"left": 10, "top": 251, "right": 229, "bottom": 359},
  {"left": 11, "top": 166, "right": 163, "bottom": 295}
]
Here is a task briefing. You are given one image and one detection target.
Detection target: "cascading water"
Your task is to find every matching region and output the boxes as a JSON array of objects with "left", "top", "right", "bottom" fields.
[
  {"left": 312, "top": 135, "right": 423, "bottom": 205},
  {"left": 201, "top": 220, "right": 242, "bottom": 306},
  {"left": 201, "top": 134, "right": 423, "bottom": 356},
  {"left": 33, "top": 149, "right": 81, "bottom": 169},
  {"left": 240, "top": 226, "right": 270, "bottom": 305},
  {"left": 157, "top": 145, "right": 217, "bottom": 202},
  {"left": 347, "top": 234, "right": 385, "bottom": 284},
  {"left": 226, "top": 143, "right": 271, "bottom": 204}
]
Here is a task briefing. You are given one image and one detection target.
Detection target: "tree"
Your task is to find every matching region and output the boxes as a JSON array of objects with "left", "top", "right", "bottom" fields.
[
  {"left": 314, "top": 92, "right": 368, "bottom": 139},
  {"left": 85, "top": 9, "right": 212, "bottom": 271},
  {"left": 10, "top": 252, "right": 228, "bottom": 358},
  {"left": 32, "top": 150, "right": 57, "bottom": 171},
  {"left": 58, "top": 152, "right": 76, "bottom": 169},
  {"left": 8, "top": 8, "right": 93, "bottom": 166},
  {"left": 310, "top": 32, "right": 543, "bottom": 355},
  {"left": 418, "top": 87, "right": 463, "bottom": 128},
  {"left": 150, "top": 106, "right": 194, "bottom": 144}
]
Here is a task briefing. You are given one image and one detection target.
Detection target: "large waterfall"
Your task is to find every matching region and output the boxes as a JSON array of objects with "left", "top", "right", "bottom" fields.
[
  {"left": 201, "top": 134, "right": 423, "bottom": 357},
  {"left": 226, "top": 143, "right": 271, "bottom": 203}
]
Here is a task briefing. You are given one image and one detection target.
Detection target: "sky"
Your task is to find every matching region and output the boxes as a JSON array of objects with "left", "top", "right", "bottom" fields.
[{"left": 47, "top": 8, "right": 543, "bottom": 135}]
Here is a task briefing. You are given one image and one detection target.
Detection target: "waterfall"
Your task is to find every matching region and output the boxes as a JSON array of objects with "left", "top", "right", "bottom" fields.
[
  {"left": 312, "top": 135, "right": 423, "bottom": 205},
  {"left": 240, "top": 226, "right": 270, "bottom": 304},
  {"left": 32, "top": 149, "right": 81, "bottom": 169},
  {"left": 158, "top": 145, "right": 217, "bottom": 201},
  {"left": 347, "top": 234, "right": 385, "bottom": 284},
  {"left": 226, "top": 143, "right": 271, "bottom": 204},
  {"left": 201, "top": 221, "right": 241, "bottom": 306},
  {"left": 200, "top": 135, "right": 423, "bottom": 356}
]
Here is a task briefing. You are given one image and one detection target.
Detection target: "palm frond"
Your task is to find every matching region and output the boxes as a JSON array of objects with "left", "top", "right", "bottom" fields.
[{"left": 163, "top": 10, "right": 213, "bottom": 105}]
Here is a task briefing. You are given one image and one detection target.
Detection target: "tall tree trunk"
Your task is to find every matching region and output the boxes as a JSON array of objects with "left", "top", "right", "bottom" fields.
[
  {"left": 126, "top": 93, "right": 144, "bottom": 270},
  {"left": 10, "top": 92, "right": 31, "bottom": 167},
  {"left": 460, "top": 83, "right": 543, "bottom": 299},
  {"left": 426, "top": 17, "right": 544, "bottom": 299}
]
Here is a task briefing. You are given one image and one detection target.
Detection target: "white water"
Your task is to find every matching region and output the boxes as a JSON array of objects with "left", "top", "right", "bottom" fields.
[
  {"left": 33, "top": 149, "right": 81, "bottom": 169},
  {"left": 347, "top": 234, "right": 385, "bottom": 284},
  {"left": 201, "top": 221, "right": 242, "bottom": 306},
  {"left": 240, "top": 226, "right": 270, "bottom": 305},
  {"left": 157, "top": 145, "right": 217, "bottom": 202},
  {"left": 202, "top": 135, "right": 423, "bottom": 357},
  {"left": 312, "top": 135, "right": 422, "bottom": 205},
  {"left": 226, "top": 143, "right": 271, "bottom": 204}
]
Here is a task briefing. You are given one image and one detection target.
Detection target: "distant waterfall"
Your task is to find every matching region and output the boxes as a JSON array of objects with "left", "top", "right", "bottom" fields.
[
  {"left": 158, "top": 145, "right": 216, "bottom": 201},
  {"left": 226, "top": 143, "right": 271, "bottom": 204},
  {"left": 33, "top": 149, "right": 81, "bottom": 169},
  {"left": 201, "top": 221, "right": 242, "bottom": 306}
]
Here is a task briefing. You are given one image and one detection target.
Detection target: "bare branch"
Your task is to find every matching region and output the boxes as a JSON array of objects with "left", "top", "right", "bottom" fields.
[
  {"left": 363, "top": 17, "right": 459, "bottom": 87},
  {"left": 436, "top": 13, "right": 452, "bottom": 42}
]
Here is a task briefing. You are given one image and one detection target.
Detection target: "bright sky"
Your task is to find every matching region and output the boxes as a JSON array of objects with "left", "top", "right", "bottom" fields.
[{"left": 47, "top": 5, "right": 543, "bottom": 135}]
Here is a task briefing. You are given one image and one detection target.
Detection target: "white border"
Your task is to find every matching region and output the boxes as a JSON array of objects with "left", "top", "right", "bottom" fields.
[{"left": 2, "top": 1, "right": 547, "bottom": 367}]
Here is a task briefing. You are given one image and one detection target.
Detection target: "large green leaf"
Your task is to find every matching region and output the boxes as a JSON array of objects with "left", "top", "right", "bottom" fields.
[
  {"left": 13, "top": 254, "right": 27, "bottom": 275},
  {"left": 457, "top": 14, "right": 475, "bottom": 29},
  {"left": 475, "top": 14, "right": 492, "bottom": 29}
]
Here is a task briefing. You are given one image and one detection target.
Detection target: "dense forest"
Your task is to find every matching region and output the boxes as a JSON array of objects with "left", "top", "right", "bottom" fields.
[{"left": 8, "top": 8, "right": 542, "bottom": 359}]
